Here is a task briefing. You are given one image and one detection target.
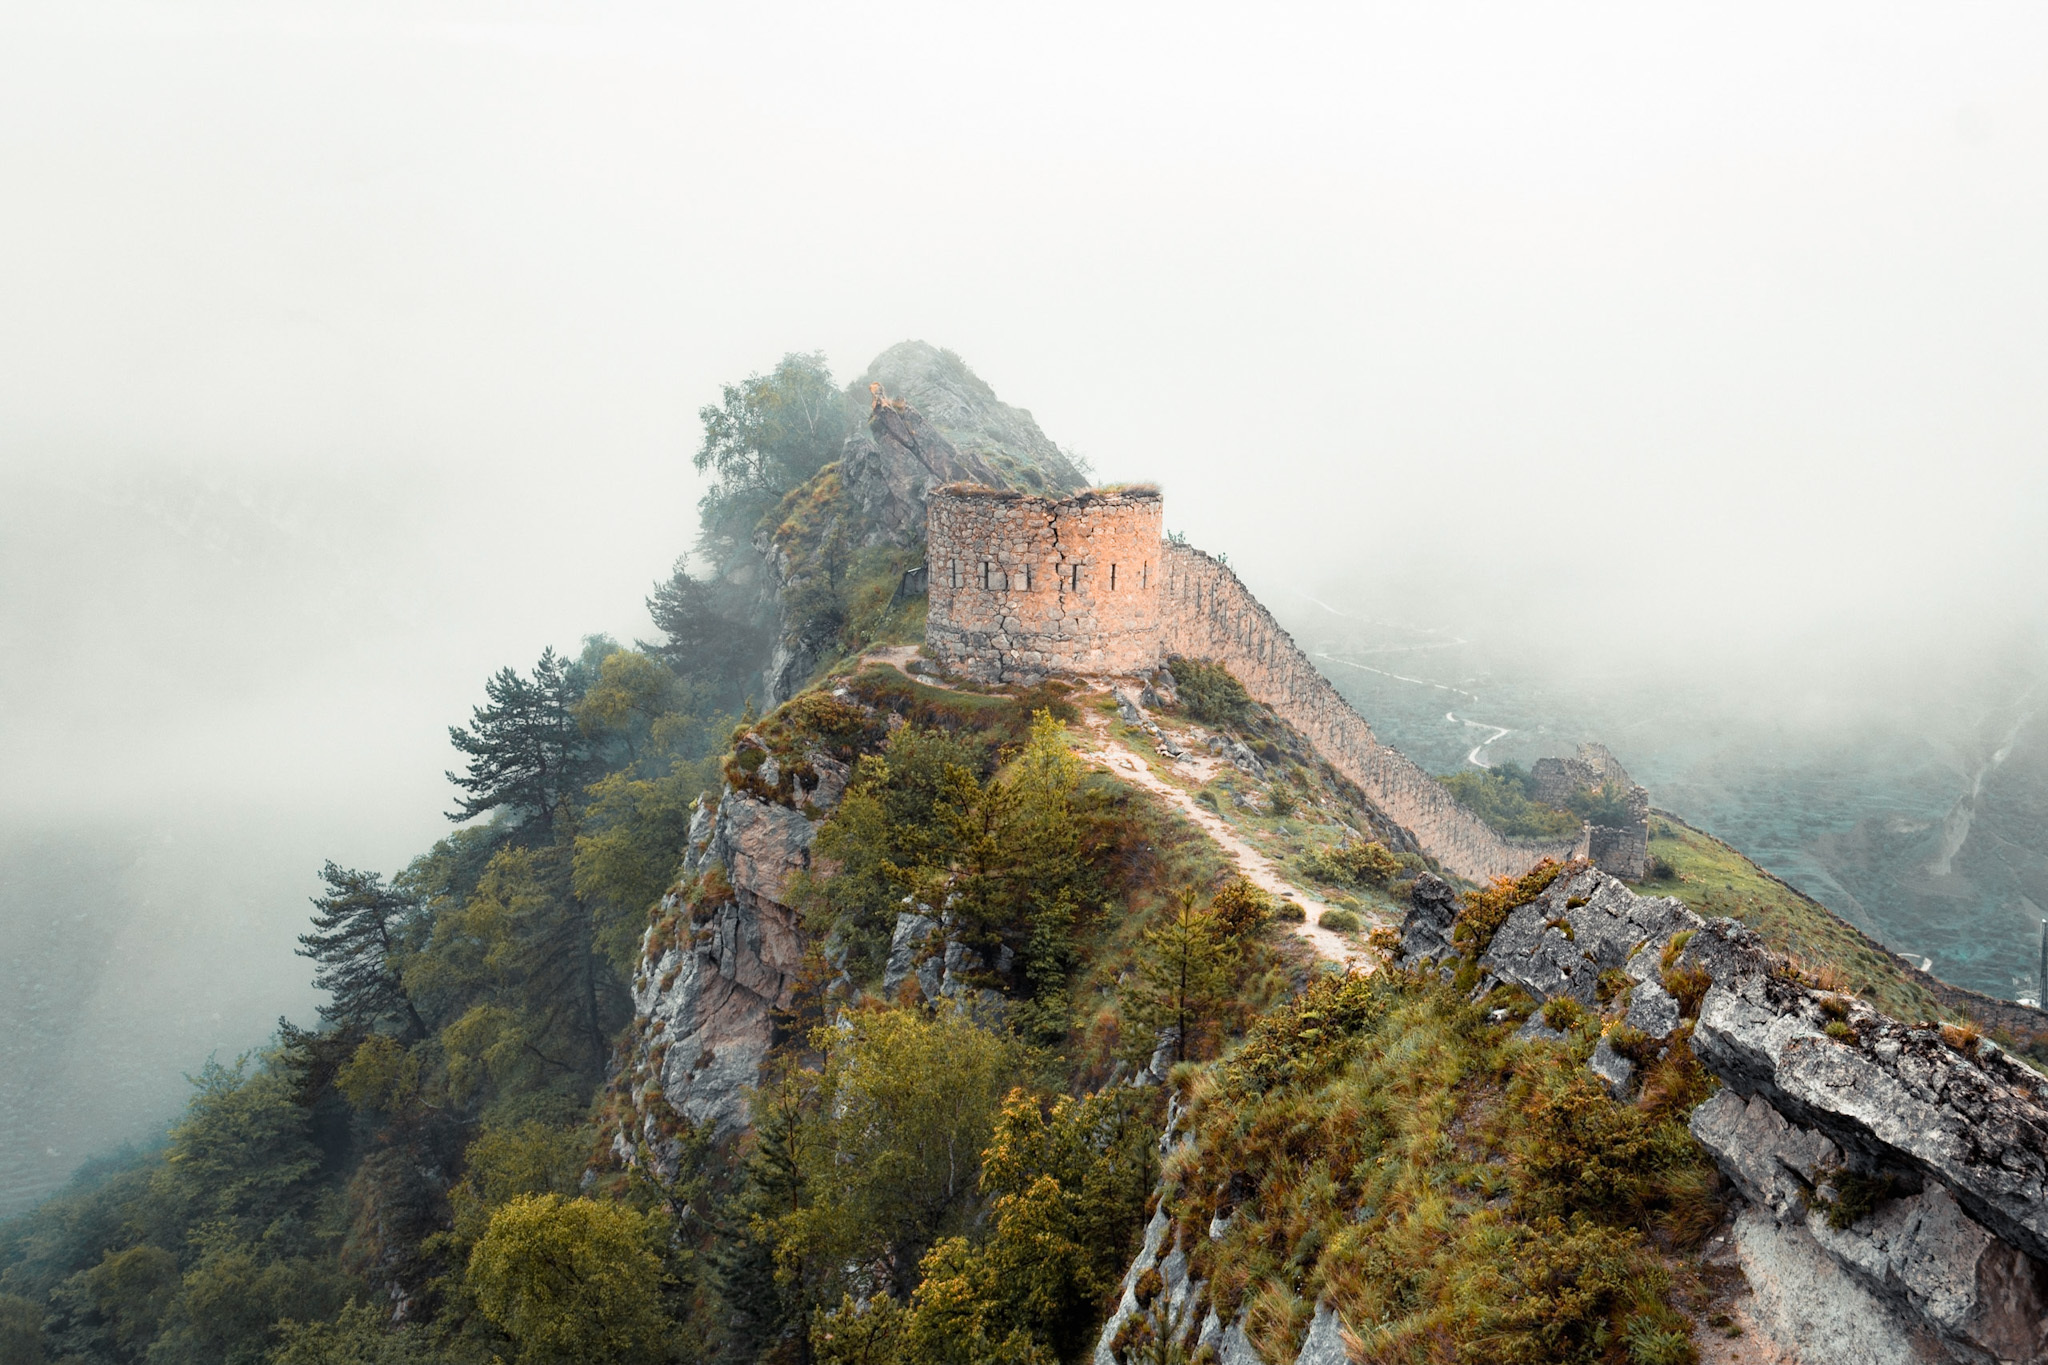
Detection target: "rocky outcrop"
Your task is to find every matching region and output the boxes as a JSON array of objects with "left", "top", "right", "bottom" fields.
[
  {"left": 1475, "top": 865, "right": 1698, "bottom": 1005},
  {"left": 760, "top": 350, "right": 1068, "bottom": 701},
  {"left": 1398, "top": 871, "right": 1460, "bottom": 963},
  {"left": 1392, "top": 868, "right": 2048, "bottom": 1365},
  {"left": 612, "top": 770, "right": 840, "bottom": 1166},
  {"left": 856, "top": 340, "right": 1090, "bottom": 496},
  {"left": 839, "top": 397, "right": 1007, "bottom": 552}
]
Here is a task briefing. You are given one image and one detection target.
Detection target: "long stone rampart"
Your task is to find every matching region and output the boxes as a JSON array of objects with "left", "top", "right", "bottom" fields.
[{"left": 1157, "top": 544, "right": 1578, "bottom": 883}]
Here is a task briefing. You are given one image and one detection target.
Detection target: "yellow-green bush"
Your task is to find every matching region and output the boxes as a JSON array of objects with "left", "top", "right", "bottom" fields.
[{"left": 1158, "top": 968, "right": 1718, "bottom": 1364}]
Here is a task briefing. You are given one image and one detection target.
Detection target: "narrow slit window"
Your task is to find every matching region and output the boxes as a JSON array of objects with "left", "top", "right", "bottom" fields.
[
  {"left": 949, "top": 559, "right": 960, "bottom": 589},
  {"left": 1023, "top": 564, "right": 1033, "bottom": 591},
  {"left": 981, "top": 562, "right": 991, "bottom": 590},
  {"left": 1110, "top": 563, "right": 1118, "bottom": 590}
]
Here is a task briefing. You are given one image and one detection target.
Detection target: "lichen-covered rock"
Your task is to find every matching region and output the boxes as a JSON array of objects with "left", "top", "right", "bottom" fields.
[
  {"left": 1691, "top": 1090, "right": 1844, "bottom": 1219},
  {"left": 882, "top": 911, "right": 937, "bottom": 996},
  {"left": 1588, "top": 1034, "right": 1635, "bottom": 1096},
  {"left": 1689, "top": 918, "right": 2048, "bottom": 1268},
  {"left": 1624, "top": 974, "right": 1682, "bottom": 1036},
  {"left": 1732, "top": 1205, "right": 1949, "bottom": 1365},
  {"left": 1400, "top": 872, "right": 1459, "bottom": 963},
  {"left": 1477, "top": 867, "right": 1699, "bottom": 1005},
  {"left": 611, "top": 787, "right": 820, "bottom": 1163}
]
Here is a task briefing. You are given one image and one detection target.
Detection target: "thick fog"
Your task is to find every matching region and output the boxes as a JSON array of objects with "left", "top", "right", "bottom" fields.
[{"left": 4, "top": 0, "right": 2047, "bottom": 1209}]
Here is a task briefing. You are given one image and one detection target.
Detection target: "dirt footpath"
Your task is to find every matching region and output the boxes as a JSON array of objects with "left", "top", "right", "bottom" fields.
[
  {"left": 1074, "top": 712, "right": 1367, "bottom": 968},
  {"left": 856, "top": 647, "right": 1372, "bottom": 969}
]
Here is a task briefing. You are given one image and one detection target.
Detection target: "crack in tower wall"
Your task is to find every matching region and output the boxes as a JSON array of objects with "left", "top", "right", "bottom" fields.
[{"left": 924, "top": 486, "right": 1582, "bottom": 883}]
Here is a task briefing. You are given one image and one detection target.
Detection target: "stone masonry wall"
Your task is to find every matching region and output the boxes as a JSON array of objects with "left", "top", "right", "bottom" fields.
[
  {"left": 922, "top": 491, "right": 1587, "bottom": 884},
  {"left": 1155, "top": 543, "right": 1581, "bottom": 883},
  {"left": 925, "top": 486, "right": 1164, "bottom": 682}
]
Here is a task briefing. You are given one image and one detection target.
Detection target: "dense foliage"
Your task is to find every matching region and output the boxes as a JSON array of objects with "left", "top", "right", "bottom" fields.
[
  {"left": 1157, "top": 967, "right": 1722, "bottom": 1365},
  {"left": 0, "top": 355, "right": 1311, "bottom": 1365},
  {"left": 1436, "top": 763, "right": 1582, "bottom": 839}
]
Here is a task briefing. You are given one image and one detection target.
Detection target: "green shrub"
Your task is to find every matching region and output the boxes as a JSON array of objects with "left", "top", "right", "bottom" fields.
[
  {"left": 1301, "top": 841, "right": 1401, "bottom": 889},
  {"left": 1540, "top": 996, "right": 1586, "bottom": 1032},
  {"left": 1166, "top": 658, "right": 1255, "bottom": 727},
  {"left": 1318, "top": 908, "right": 1361, "bottom": 933},
  {"left": 1209, "top": 877, "right": 1274, "bottom": 939},
  {"left": 1437, "top": 764, "right": 1581, "bottom": 839}
]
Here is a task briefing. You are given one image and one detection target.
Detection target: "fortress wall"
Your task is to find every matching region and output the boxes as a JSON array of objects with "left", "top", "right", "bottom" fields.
[
  {"left": 1158, "top": 544, "right": 1579, "bottom": 883},
  {"left": 925, "top": 487, "right": 1164, "bottom": 682}
]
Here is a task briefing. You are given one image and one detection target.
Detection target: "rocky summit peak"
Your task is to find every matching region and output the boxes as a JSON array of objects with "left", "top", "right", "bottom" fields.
[{"left": 856, "top": 341, "right": 1090, "bottom": 496}]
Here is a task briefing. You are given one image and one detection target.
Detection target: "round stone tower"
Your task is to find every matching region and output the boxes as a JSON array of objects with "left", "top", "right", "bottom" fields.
[{"left": 924, "top": 484, "right": 1165, "bottom": 682}]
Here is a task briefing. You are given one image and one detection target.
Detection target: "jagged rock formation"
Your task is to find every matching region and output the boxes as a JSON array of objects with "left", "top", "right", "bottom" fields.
[
  {"left": 855, "top": 340, "right": 1091, "bottom": 496},
  {"left": 610, "top": 756, "right": 845, "bottom": 1167},
  {"left": 1423, "top": 868, "right": 2048, "bottom": 1365},
  {"left": 1103, "top": 867, "right": 2048, "bottom": 1363},
  {"left": 838, "top": 396, "right": 1008, "bottom": 552}
]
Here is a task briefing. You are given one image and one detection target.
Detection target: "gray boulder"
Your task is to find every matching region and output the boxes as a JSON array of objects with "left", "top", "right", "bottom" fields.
[
  {"left": 881, "top": 911, "right": 938, "bottom": 997},
  {"left": 1477, "top": 867, "right": 1699, "bottom": 1006},
  {"left": 1293, "top": 1303, "right": 1349, "bottom": 1365},
  {"left": 1400, "top": 873, "right": 1460, "bottom": 964},
  {"left": 1623, "top": 974, "right": 1682, "bottom": 1036},
  {"left": 1588, "top": 1034, "right": 1635, "bottom": 1096}
]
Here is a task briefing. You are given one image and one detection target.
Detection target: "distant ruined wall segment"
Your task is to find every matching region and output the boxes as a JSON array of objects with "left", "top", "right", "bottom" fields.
[{"left": 1155, "top": 544, "right": 1583, "bottom": 883}]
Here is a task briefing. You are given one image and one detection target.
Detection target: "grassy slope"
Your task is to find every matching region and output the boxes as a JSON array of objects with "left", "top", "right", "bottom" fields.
[
  {"left": 1141, "top": 972, "right": 1729, "bottom": 1365},
  {"left": 1640, "top": 811, "right": 1952, "bottom": 1023},
  {"left": 807, "top": 664, "right": 1321, "bottom": 1080},
  {"left": 1097, "top": 702, "right": 1413, "bottom": 924},
  {"left": 1640, "top": 810, "right": 2048, "bottom": 1051}
]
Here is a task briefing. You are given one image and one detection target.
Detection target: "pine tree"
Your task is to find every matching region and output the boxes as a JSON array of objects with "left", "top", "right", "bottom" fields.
[
  {"left": 445, "top": 648, "right": 595, "bottom": 839},
  {"left": 1135, "top": 888, "right": 1236, "bottom": 1066},
  {"left": 298, "top": 862, "right": 427, "bottom": 1040},
  {"left": 644, "top": 561, "right": 771, "bottom": 710},
  {"left": 709, "top": 1071, "right": 812, "bottom": 1364}
]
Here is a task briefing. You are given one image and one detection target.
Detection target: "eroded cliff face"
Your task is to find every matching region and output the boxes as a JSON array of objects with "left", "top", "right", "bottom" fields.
[
  {"left": 1459, "top": 870, "right": 2048, "bottom": 1365},
  {"left": 609, "top": 750, "right": 849, "bottom": 1171}
]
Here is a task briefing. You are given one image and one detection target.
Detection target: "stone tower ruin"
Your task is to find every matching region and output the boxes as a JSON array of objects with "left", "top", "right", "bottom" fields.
[{"left": 924, "top": 484, "right": 1165, "bottom": 681}]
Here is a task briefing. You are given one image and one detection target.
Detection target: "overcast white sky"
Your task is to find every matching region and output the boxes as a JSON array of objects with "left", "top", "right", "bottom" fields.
[
  {"left": 2, "top": 0, "right": 2046, "bottom": 1200},
  {"left": 0, "top": 0, "right": 2042, "bottom": 831},
  {"left": 0, "top": 0, "right": 2040, "bottom": 844}
]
